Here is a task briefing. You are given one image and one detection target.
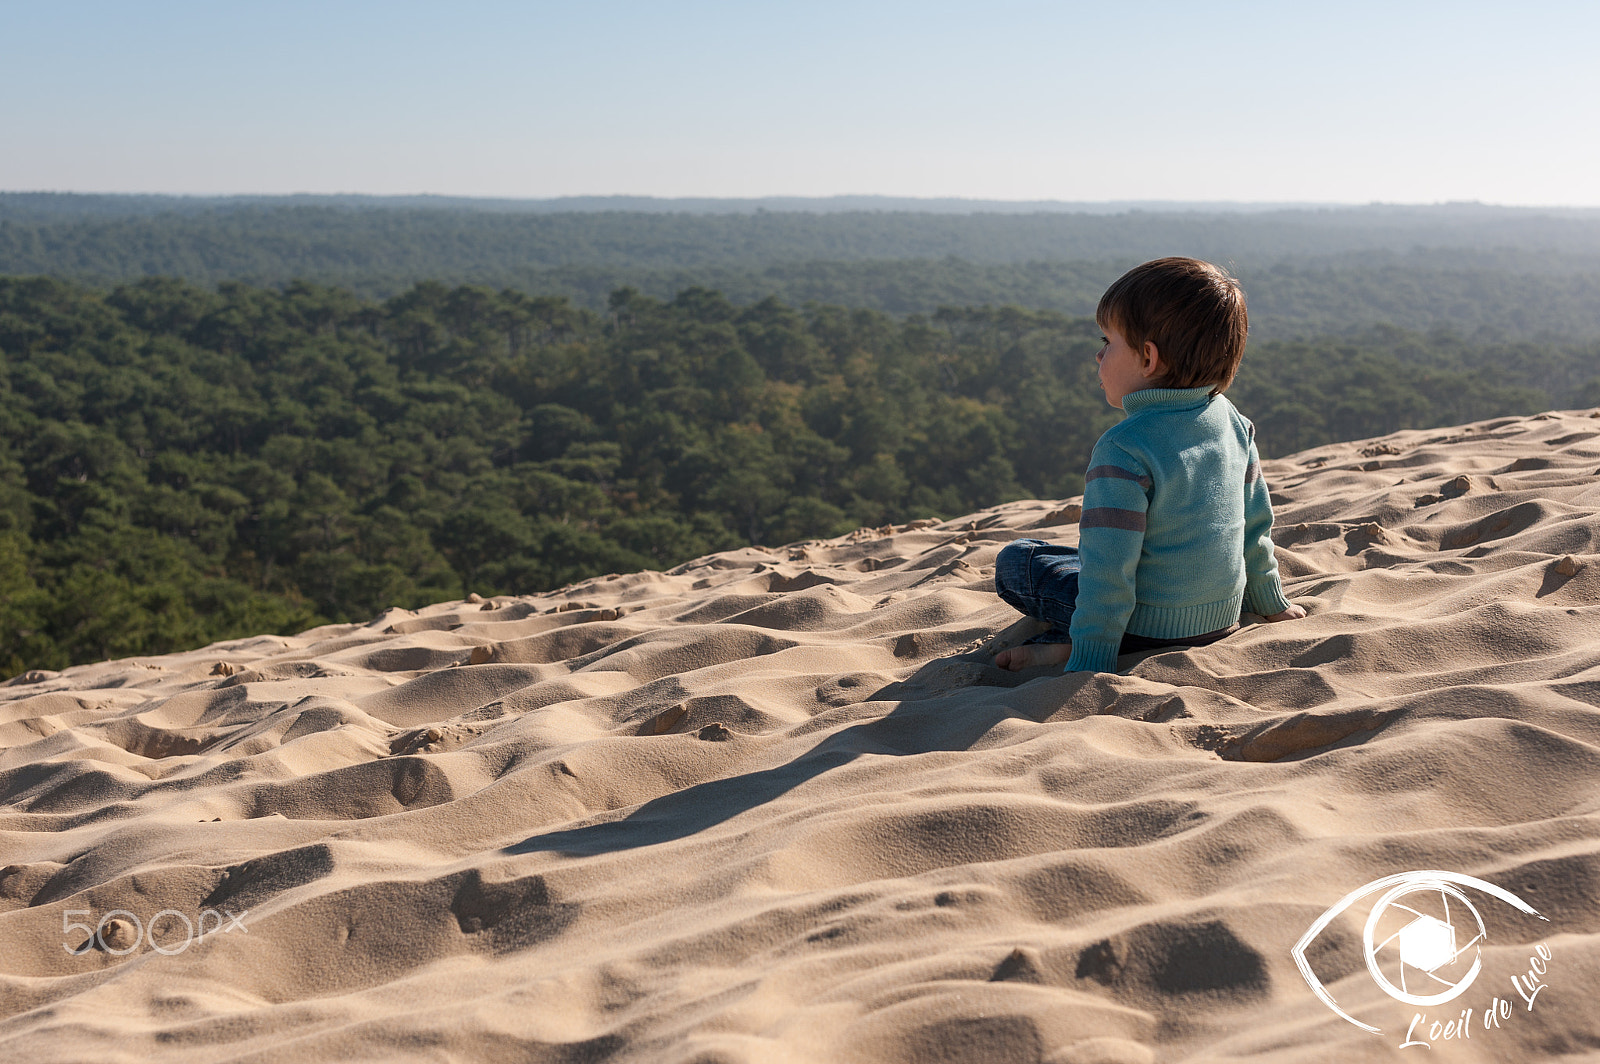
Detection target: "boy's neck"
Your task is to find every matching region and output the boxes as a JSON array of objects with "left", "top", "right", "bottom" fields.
[{"left": 1120, "top": 386, "right": 1214, "bottom": 414}]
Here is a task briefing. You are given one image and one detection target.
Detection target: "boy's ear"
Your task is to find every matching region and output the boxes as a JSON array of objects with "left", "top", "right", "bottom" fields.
[{"left": 1140, "top": 340, "right": 1167, "bottom": 379}]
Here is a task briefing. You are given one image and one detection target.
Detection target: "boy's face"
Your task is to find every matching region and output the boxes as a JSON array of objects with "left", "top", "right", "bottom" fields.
[{"left": 1095, "top": 322, "right": 1165, "bottom": 409}]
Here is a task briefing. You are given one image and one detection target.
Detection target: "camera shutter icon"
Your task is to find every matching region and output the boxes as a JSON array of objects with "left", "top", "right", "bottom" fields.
[
  {"left": 1293, "top": 869, "right": 1547, "bottom": 1033},
  {"left": 1397, "top": 914, "right": 1456, "bottom": 973}
]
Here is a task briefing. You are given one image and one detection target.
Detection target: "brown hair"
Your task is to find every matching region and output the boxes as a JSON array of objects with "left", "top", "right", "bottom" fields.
[{"left": 1096, "top": 257, "right": 1249, "bottom": 395}]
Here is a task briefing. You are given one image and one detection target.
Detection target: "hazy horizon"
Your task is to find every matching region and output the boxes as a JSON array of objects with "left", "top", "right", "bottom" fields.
[
  {"left": 6, "top": 192, "right": 1600, "bottom": 215},
  {"left": 4, "top": 2, "right": 1596, "bottom": 206}
]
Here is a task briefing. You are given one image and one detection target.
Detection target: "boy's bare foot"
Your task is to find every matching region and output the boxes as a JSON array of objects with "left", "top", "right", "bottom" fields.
[{"left": 993, "top": 642, "right": 1073, "bottom": 671}]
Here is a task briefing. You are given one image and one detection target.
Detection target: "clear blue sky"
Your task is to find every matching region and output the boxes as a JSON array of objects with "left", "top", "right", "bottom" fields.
[{"left": 3, "top": 0, "right": 1596, "bottom": 204}]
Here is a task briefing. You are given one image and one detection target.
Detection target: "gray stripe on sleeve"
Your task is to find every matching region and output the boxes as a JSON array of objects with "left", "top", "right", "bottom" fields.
[
  {"left": 1080, "top": 507, "right": 1147, "bottom": 532},
  {"left": 1244, "top": 460, "right": 1262, "bottom": 483},
  {"left": 1085, "top": 464, "right": 1152, "bottom": 489}
]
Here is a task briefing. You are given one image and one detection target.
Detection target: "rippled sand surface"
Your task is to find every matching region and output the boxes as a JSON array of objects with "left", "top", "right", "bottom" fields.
[{"left": 4, "top": 409, "right": 1600, "bottom": 1063}]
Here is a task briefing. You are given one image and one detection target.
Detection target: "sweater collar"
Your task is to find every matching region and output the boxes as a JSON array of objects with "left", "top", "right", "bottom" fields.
[{"left": 1120, "top": 386, "right": 1215, "bottom": 415}]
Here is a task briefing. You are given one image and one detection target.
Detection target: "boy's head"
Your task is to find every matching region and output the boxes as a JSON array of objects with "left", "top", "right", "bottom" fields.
[{"left": 1096, "top": 257, "right": 1248, "bottom": 395}]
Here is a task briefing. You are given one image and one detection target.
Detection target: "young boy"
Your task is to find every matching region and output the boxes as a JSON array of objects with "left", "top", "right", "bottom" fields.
[{"left": 994, "top": 257, "right": 1303, "bottom": 674}]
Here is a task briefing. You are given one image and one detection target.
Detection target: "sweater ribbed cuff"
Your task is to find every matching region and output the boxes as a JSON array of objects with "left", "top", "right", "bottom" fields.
[
  {"left": 1064, "top": 639, "right": 1122, "bottom": 674},
  {"left": 1244, "top": 577, "right": 1292, "bottom": 617}
]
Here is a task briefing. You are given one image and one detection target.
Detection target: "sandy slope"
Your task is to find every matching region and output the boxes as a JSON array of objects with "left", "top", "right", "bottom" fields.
[{"left": 3, "top": 409, "right": 1600, "bottom": 1063}]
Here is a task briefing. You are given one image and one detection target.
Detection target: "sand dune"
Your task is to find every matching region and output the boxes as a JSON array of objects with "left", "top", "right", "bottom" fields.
[{"left": 4, "top": 409, "right": 1600, "bottom": 1063}]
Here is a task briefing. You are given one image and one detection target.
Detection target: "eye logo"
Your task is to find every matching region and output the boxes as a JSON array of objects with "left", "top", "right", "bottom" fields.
[{"left": 1292, "top": 870, "right": 1547, "bottom": 1033}]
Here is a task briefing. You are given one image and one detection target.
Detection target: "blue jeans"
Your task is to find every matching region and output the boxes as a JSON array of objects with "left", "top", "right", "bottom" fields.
[
  {"left": 993, "top": 538, "right": 1237, "bottom": 651},
  {"left": 993, "top": 539, "right": 1082, "bottom": 644}
]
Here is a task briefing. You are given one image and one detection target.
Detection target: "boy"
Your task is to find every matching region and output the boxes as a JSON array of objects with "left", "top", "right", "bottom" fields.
[{"left": 994, "top": 257, "right": 1303, "bottom": 674}]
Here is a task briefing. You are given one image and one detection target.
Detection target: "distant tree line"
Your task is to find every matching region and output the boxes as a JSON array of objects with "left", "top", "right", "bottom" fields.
[
  {"left": 7, "top": 200, "right": 1600, "bottom": 340},
  {"left": 1, "top": 275, "right": 1593, "bottom": 677}
]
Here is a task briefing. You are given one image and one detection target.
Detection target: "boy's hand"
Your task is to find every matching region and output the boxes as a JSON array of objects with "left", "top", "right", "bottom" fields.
[{"left": 1264, "top": 604, "right": 1306, "bottom": 622}]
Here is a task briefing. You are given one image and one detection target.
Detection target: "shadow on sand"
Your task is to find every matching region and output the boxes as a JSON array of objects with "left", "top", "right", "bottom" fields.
[{"left": 503, "top": 645, "right": 1090, "bottom": 859}]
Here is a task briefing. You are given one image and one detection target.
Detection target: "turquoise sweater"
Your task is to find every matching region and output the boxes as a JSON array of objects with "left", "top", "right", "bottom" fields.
[{"left": 1065, "top": 386, "right": 1291, "bottom": 673}]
